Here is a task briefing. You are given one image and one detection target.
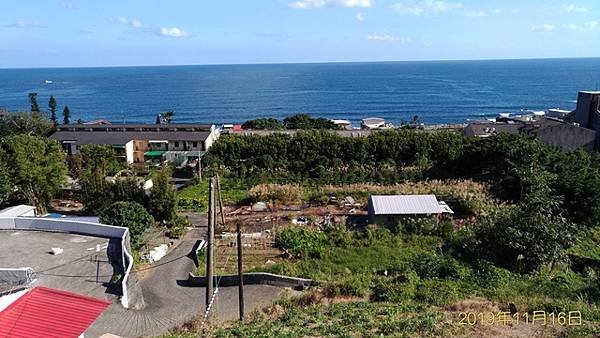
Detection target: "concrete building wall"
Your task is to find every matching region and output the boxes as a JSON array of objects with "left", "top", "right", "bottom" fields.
[
  {"left": 204, "top": 127, "right": 220, "bottom": 150},
  {"left": 125, "top": 140, "right": 134, "bottom": 164}
]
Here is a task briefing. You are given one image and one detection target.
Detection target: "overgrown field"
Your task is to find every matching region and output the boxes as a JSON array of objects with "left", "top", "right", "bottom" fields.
[{"left": 170, "top": 130, "right": 600, "bottom": 337}]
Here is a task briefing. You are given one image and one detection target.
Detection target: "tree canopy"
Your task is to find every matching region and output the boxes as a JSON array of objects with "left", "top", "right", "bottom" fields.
[
  {"left": 0, "top": 135, "right": 67, "bottom": 214},
  {"left": 242, "top": 118, "right": 284, "bottom": 130},
  {"left": 0, "top": 111, "right": 56, "bottom": 138},
  {"left": 99, "top": 201, "right": 154, "bottom": 249}
]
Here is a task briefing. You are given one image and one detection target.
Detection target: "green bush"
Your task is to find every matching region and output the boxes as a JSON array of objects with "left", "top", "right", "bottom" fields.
[
  {"left": 411, "top": 252, "right": 463, "bottom": 280},
  {"left": 415, "top": 279, "right": 461, "bottom": 306},
  {"left": 470, "top": 259, "right": 512, "bottom": 288},
  {"left": 324, "top": 225, "right": 355, "bottom": 247},
  {"left": 323, "top": 274, "right": 372, "bottom": 298},
  {"left": 165, "top": 215, "right": 190, "bottom": 239},
  {"left": 276, "top": 227, "right": 326, "bottom": 258},
  {"left": 99, "top": 201, "right": 154, "bottom": 249},
  {"left": 177, "top": 198, "right": 204, "bottom": 211},
  {"left": 370, "top": 273, "right": 419, "bottom": 303}
]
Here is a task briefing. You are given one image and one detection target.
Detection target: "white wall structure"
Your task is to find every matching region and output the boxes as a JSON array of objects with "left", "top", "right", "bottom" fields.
[
  {"left": 125, "top": 140, "right": 135, "bottom": 164},
  {"left": 0, "top": 205, "right": 135, "bottom": 309}
]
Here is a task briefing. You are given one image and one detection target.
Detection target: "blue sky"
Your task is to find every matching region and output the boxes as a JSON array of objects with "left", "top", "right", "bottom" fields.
[{"left": 1, "top": 0, "right": 599, "bottom": 67}]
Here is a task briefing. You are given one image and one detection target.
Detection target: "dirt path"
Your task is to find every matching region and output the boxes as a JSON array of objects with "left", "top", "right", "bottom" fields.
[{"left": 87, "top": 215, "right": 284, "bottom": 338}]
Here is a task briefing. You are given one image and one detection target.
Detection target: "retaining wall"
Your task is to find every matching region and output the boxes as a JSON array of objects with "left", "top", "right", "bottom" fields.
[{"left": 187, "top": 272, "right": 317, "bottom": 288}]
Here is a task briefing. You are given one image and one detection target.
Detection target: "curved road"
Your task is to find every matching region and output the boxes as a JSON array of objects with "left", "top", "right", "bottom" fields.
[{"left": 87, "top": 217, "right": 284, "bottom": 338}]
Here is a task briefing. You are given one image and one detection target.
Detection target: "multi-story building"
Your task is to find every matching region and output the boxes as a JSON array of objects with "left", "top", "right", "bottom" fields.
[{"left": 49, "top": 123, "right": 220, "bottom": 166}]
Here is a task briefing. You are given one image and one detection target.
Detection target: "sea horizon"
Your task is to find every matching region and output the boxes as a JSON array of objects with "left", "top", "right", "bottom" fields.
[
  {"left": 2, "top": 55, "right": 600, "bottom": 71},
  {"left": 1, "top": 57, "right": 599, "bottom": 126}
]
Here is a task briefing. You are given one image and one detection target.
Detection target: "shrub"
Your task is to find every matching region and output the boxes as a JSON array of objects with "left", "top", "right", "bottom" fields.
[
  {"left": 248, "top": 184, "right": 303, "bottom": 205},
  {"left": 470, "top": 259, "right": 512, "bottom": 289},
  {"left": 324, "top": 225, "right": 355, "bottom": 247},
  {"left": 148, "top": 166, "right": 177, "bottom": 222},
  {"left": 166, "top": 215, "right": 190, "bottom": 239},
  {"left": 371, "top": 273, "right": 419, "bottom": 303},
  {"left": 411, "top": 252, "right": 463, "bottom": 280},
  {"left": 415, "top": 279, "right": 461, "bottom": 306},
  {"left": 323, "top": 274, "right": 371, "bottom": 298},
  {"left": 177, "top": 198, "right": 204, "bottom": 211},
  {"left": 99, "top": 201, "right": 154, "bottom": 249},
  {"left": 276, "top": 227, "right": 326, "bottom": 258}
]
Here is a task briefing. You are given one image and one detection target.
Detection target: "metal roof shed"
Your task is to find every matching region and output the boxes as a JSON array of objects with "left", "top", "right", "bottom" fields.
[{"left": 368, "top": 195, "right": 443, "bottom": 215}]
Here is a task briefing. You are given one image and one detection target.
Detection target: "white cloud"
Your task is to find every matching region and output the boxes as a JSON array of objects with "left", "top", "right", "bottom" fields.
[
  {"left": 586, "top": 21, "right": 599, "bottom": 29},
  {"left": 130, "top": 19, "right": 143, "bottom": 28},
  {"left": 3, "top": 21, "right": 46, "bottom": 28},
  {"left": 289, "top": 0, "right": 372, "bottom": 9},
  {"left": 462, "top": 10, "right": 487, "bottom": 17},
  {"left": 566, "top": 4, "right": 588, "bottom": 13},
  {"left": 531, "top": 24, "right": 555, "bottom": 32},
  {"left": 159, "top": 27, "right": 188, "bottom": 38},
  {"left": 391, "top": 0, "right": 463, "bottom": 16},
  {"left": 112, "top": 17, "right": 144, "bottom": 29},
  {"left": 561, "top": 21, "right": 598, "bottom": 31},
  {"left": 365, "top": 33, "right": 412, "bottom": 43},
  {"left": 356, "top": 12, "right": 365, "bottom": 21}
]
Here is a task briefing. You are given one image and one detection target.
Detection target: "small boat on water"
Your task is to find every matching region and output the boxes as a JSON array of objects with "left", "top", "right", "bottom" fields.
[{"left": 44, "top": 80, "right": 53, "bottom": 84}]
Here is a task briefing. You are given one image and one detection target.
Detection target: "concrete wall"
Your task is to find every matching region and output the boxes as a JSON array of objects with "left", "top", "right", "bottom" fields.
[
  {"left": 125, "top": 140, "right": 135, "bottom": 164},
  {"left": 0, "top": 205, "right": 141, "bottom": 309},
  {"left": 187, "top": 272, "right": 316, "bottom": 288},
  {"left": 204, "top": 126, "right": 220, "bottom": 150},
  {"left": 0, "top": 205, "right": 37, "bottom": 229}
]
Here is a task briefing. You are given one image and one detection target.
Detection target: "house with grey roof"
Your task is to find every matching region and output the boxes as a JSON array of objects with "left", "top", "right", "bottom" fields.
[
  {"left": 49, "top": 123, "right": 220, "bottom": 166},
  {"left": 463, "top": 117, "right": 596, "bottom": 151},
  {"left": 368, "top": 195, "right": 453, "bottom": 226}
]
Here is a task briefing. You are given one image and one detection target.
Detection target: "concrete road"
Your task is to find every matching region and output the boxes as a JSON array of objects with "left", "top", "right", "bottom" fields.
[{"left": 87, "top": 214, "right": 284, "bottom": 338}]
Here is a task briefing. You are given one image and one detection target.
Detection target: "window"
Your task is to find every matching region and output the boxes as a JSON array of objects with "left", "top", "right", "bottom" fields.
[
  {"left": 193, "top": 141, "right": 198, "bottom": 148},
  {"left": 175, "top": 141, "right": 179, "bottom": 147}
]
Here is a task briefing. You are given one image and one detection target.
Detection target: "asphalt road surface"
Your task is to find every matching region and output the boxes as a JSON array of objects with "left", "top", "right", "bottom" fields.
[{"left": 87, "top": 214, "right": 284, "bottom": 338}]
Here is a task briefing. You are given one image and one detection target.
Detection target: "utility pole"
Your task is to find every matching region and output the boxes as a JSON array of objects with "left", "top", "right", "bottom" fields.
[
  {"left": 236, "top": 221, "right": 244, "bottom": 321},
  {"left": 216, "top": 174, "right": 225, "bottom": 227},
  {"left": 205, "top": 177, "right": 215, "bottom": 309},
  {"left": 198, "top": 151, "right": 203, "bottom": 181}
]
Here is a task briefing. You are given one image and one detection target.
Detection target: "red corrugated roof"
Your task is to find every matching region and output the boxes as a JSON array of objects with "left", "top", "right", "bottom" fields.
[{"left": 0, "top": 286, "right": 111, "bottom": 338}]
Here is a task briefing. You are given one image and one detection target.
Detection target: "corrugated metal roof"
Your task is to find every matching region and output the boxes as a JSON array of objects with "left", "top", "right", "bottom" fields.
[
  {"left": 369, "top": 195, "right": 442, "bottom": 215},
  {"left": 0, "top": 286, "right": 110, "bottom": 338}
]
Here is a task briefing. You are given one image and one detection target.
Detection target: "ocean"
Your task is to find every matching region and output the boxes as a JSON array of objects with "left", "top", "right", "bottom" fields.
[{"left": 1, "top": 58, "right": 599, "bottom": 126}]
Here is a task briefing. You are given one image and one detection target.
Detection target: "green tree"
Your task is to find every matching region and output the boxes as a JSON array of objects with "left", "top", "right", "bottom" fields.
[
  {"left": 283, "top": 113, "right": 336, "bottom": 130},
  {"left": 0, "top": 149, "right": 13, "bottom": 205},
  {"left": 48, "top": 96, "right": 58, "bottom": 126},
  {"left": 99, "top": 201, "right": 154, "bottom": 250},
  {"left": 148, "top": 166, "right": 177, "bottom": 222},
  {"left": 79, "top": 145, "right": 121, "bottom": 177},
  {"left": 242, "top": 118, "right": 284, "bottom": 130},
  {"left": 0, "top": 135, "right": 67, "bottom": 214},
  {"left": 63, "top": 106, "right": 71, "bottom": 125},
  {"left": 28, "top": 93, "right": 40, "bottom": 113},
  {"left": 0, "top": 111, "right": 56, "bottom": 138},
  {"left": 473, "top": 166, "right": 578, "bottom": 272},
  {"left": 158, "top": 111, "right": 174, "bottom": 124}
]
